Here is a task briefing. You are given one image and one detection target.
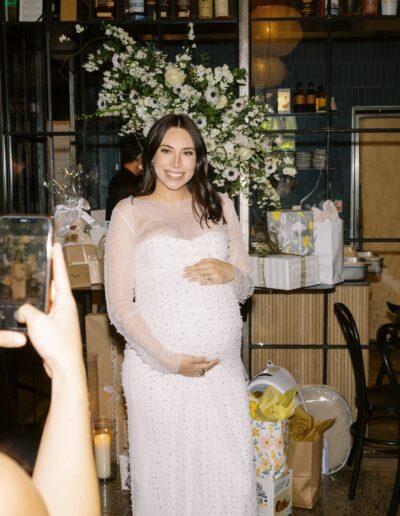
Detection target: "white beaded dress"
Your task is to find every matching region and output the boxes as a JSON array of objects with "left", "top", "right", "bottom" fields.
[{"left": 105, "top": 193, "right": 256, "bottom": 516}]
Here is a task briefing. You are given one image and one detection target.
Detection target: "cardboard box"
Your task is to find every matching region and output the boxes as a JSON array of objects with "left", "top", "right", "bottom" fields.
[
  {"left": 267, "top": 210, "right": 314, "bottom": 256},
  {"left": 256, "top": 470, "right": 292, "bottom": 515},
  {"left": 63, "top": 244, "right": 96, "bottom": 265},
  {"left": 264, "top": 254, "right": 320, "bottom": 290},
  {"left": 85, "top": 313, "right": 126, "bottom": 456},
  {"left": 63, "top": 244, "right": 102, "bottom": 285}
]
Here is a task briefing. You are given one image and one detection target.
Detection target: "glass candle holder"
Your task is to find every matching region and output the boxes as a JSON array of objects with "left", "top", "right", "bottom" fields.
[
  {"left": 93, "top": 418, "right": 116, "bottom": 481},
  {"left": 86, "top": 352, "right": 100, "bottom": 421}
]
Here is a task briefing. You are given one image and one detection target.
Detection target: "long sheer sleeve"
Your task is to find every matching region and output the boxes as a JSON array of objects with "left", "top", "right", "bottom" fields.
[
  {"left": 105, "top": 202, "right": 182, "bottom": 373},
  {"left": 222, "top": 195, "right": 254, "bottom": 302}
]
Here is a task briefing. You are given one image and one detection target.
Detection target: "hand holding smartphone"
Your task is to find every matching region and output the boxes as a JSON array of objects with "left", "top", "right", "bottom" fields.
[{"left": 0, "top": 216, "right": 53, "bottom": 331}]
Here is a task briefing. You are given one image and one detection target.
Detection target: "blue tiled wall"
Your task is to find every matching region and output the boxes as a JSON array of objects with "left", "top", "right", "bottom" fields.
[{"left": 274, "top": 37, "right": 400, "bottom": 236}]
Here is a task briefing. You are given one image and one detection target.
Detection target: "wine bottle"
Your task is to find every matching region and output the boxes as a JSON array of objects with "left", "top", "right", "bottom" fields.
[
  {"left": 175, "top": 0, "right": 191, "bottom": 18},
  {"left": 146, "top": 0, "right": 157, "bottom": 19},
  {"left": 293, "top": 82, "right": 306, "bottom": 113},
  {"left": 159, "top": 0, "right": 170, "bottom": 18},
  {"left": 199, "top": 0, "right": 213, "bottom": 18},
  {"left": 214, "top": 0, "right": 229, "bottom": 18},
  {"left": 306, "top": 81, "right": 316, "bottom": 113},
  {"left": 95, "top": 0, "right": 116, "bottom": 19},
  {"left": 129, "top": 0, "right": 146, "bottom": 20}
]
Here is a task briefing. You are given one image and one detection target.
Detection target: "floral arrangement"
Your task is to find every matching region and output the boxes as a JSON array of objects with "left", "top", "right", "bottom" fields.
[{"left": 71, "top": 23, "right": 296, "bottom": 210}]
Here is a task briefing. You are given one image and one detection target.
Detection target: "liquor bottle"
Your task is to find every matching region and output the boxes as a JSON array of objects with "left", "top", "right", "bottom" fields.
[
  {"left": 95, "top": 0, "right": 116, "bottom": 19},
  {"left": 214, "top": 0, "right": 229, "bottom": 18},
  {"left": 129, "top": 0, "right": 146, "bottom": 20},
  {"left": 199, "top": 0, "right": 213, "bottom": 18},
  {"left": 363, "top": 0, "right": 378, "bottom": 14},
  {"left": 301, "top": 0, "right": 316, "bottom": 16},
  {"left": 306, "top": 81, "right": 316, "bottom": 113},
  {"left": 159, "top": 0, "right": 170, "bottom": 18},
  {"left": 146, "top": 0, "right": 157, "bottom": 19},
  {"left": 316, "top": 85, "right": 327, "bottom": 112},
  {"left": 341, "top": 0, "right": 360, "bottom": 15},
  {"left": 175, "top": 0, "right": 191, "bottom": 18},
  {"left": 293, "top": 82, "right": 306, "bottom": 113}
]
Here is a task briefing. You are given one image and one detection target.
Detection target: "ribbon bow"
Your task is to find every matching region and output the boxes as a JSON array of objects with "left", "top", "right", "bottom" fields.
[
  {"left": 312, "top": 200, "right": 339, "bottom": 223},
  {"left": 54, "top": 197, "right": 96, "bottom": 226}
]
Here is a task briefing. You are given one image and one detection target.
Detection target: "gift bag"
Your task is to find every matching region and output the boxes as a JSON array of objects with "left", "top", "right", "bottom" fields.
[
  {"left": 312, "top": 201, "right": 344, "bottom": 285},
  {"left": 287, "top": 438, "right": 322, "bottom": 509}
]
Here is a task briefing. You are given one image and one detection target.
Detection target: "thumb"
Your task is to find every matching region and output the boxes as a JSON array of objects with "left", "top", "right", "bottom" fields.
[{"left": 15, "top": 304, "right": 45, "bottom": 327}]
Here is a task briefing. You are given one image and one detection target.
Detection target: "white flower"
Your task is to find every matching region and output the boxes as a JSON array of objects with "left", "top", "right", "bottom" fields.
[
  {"left": 75, "top": 24, "right": 85, "bottom": 33},
  {"left": 194, "top": 115, "right": 207, "bottom": 130},
  {"left": 129, "top": 90, "right": 139, "bottom": 103},
  {"left": 205, "top": 86, "right": 219, "bottom": 105},
  {"left": 265, "top": 161, "right": 277, "bottom": 176},
  {"left": 59, "top": 34, "right": 70, "bottom": 42},
  {"left": 215, "top": 95, "right": 228, "bottom": 110},
  {"left": 232, "top": 98, "right": 245, "bottom": 112},
  {"left": 283, "top": 167, "right": 297, "bottom": 177},
  {"left": 165, "top": 67, "right": 185, "bottom": 87},
  {"left": 237, "top": 146, "right": 254, "bottom": 162},
  {"left": 222, "top": 168, "right": 240, "bottom": 182},
  {"left": 112, "top": 53, "right": 125, "bottom": 69},
  {"left": 97, "top": 97, "right": 107, "bottom": 111}
]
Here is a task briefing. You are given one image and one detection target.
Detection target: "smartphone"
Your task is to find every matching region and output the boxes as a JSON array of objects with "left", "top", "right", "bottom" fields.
[{"left": 0, "top": 215, "right": 53, "bottom": 331}]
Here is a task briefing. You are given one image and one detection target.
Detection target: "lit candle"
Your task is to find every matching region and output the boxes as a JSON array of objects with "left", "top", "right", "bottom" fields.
[{"left": 94, "top": 432, "right": 111, "bottom": 479}]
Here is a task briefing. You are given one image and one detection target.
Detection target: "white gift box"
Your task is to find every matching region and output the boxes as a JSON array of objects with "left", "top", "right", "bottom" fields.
[
  {"left": 256, "top": 470, "right": 292, "bottom": 516},
  {"left": 249, "top": 255, "right": 268, "bottom": 287},
  {"left": 313, "top": 219, "right": 344, "bottom": 285},
  {"left": 264, "top": 254, "right": 320, "bottom": 290}
]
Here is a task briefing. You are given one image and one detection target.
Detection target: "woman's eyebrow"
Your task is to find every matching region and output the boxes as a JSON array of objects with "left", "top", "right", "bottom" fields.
[{"left": 159, "top": 144, "right": 195, "bottom": 151}]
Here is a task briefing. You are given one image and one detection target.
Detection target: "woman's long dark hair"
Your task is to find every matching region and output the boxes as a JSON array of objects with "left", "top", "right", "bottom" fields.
[{"left": 136, "top": 113, "right": 225, "bottom": 226}]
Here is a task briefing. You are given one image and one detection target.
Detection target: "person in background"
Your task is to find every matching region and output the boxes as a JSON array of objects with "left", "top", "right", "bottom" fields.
[
  {"left": 0, "top": 243, "right": 100, "bottom": 516},
  {"left": 106, "top": 114, "right": 256, "bottom": 515},
  {"left": 105, "top": 137, "right": 142, "bottom": 221}
]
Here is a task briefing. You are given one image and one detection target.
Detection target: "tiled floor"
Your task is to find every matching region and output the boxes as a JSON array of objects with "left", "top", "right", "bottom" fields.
[{"left": 99, "top": 456, "right": 399, "bottom": 515}]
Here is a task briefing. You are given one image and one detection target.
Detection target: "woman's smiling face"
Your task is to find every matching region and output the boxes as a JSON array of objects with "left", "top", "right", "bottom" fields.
[{"left": 152, "top": 127, "right": 196, "bottom": 197}]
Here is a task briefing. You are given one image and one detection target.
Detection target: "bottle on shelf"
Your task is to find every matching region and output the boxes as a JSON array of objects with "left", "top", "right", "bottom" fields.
[
  {"left": 363, "top": 0, "right": 378, "bottom": 14},
  {"left": 340, "top": 0, "right": 360, "bottom": 15},
  {"left": 199, "top": 0, "right": 213, "bottom": 18},
  {"left": 293, "top": 82, "right": 306, "bottom": 113},
  {"left": 301, "top": 0, "right": 316, "bottom": 16},
  {"left": 306, "top": 81, "right": 316, "bottom": 113},
  {"left": 95, "top": 0, "right": 116, "bottom": 19},
  {"left": 146, "top": 0, "right": 157, "bottom": 19},
  {"left": 316, "top": 85, "right": 327, "bottom": 112},
  {"left": 175, "top": 0, "right": 192, "bottom": 18},
  {"left": 129, "top": 0, "right": 146, "bottom": 19},
  {"left": 214, "top": 0, "right": 229, "bottom": 18},
  {"left": 159, "top": 0, "right": 170, "bottom": 18}
]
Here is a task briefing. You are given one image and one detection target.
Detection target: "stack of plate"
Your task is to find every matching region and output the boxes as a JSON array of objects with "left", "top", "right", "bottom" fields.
[
  {"left": 295, "top": 151, "right": 311, "bottom": 169},
  {"left": 312, "top": 149, "right": 327, "bottom": 169}
]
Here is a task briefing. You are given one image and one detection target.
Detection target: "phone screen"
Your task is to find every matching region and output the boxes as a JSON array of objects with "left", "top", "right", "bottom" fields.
[{"left": 0, "top": 216, "right": 53, "bottom": 331}]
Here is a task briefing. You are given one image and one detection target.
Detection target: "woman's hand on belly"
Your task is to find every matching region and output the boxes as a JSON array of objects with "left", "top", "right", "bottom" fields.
[
  {"left": 177, "top": 354, "right": 219, "bottom": 377},
  {"left": 182, "top": 258, "right": 235, "bottom": 286}
]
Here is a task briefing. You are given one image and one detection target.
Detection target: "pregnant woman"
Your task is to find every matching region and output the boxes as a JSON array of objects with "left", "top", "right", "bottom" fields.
[{"left": 105, "top": 113, "right": 256, "bottom": 515}]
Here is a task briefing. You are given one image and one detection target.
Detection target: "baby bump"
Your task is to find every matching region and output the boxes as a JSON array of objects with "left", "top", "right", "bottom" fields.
[{"left": 137, "top": 281, "right": 242, "bottom": 357}]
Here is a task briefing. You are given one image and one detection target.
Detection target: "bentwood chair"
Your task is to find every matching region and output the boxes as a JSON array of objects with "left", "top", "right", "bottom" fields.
[
  {"left": 376, "top": 323, "right": 400, "bottom": 516},
  {"left": 374, "top": 302, "right": 400, "bottom": 387},
  {"left": 334, "top": 303, "right": 399, "bottom": 501}
]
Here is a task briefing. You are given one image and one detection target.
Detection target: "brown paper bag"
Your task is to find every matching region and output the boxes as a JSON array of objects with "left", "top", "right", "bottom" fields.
[
  {"left": 85, "top": 313, "right": 126, "bottom": 455},
  {"left": 287, "top": 437, "right": 322, "bottom": 509}
]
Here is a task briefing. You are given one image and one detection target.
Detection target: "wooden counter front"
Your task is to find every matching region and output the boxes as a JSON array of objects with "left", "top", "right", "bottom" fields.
[{"left": 250, "top": 283, "right": 369, "bottom": 418}]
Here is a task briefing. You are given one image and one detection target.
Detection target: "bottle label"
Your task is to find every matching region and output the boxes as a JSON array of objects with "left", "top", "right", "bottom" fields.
[
  {"left": 129, "top": 0, "right": 145, "bottom": 13},
  {"left": 294, "top": 94, "right": 305, "bottom": 104},
  {"left": 215, "top": 0, "right": 229, "bottom": 17},
  {"left": 199, "top": 0, "right": 213, "bottom": 18},
  {"left": 306, "top": 94, "right": 316, "bottom": 103}
]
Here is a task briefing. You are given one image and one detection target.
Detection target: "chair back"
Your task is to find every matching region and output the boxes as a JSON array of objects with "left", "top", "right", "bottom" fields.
[
  {"left": 377, "top": 323, "right": 400, "bottom": 414},
  {"left": 334, "top": 303, "right": 367, "bottom": 410}
]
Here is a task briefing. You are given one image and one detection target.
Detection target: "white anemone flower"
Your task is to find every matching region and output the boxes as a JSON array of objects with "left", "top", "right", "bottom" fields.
[
  {"left": 129, "top": 90, "right": 139, "bottom": 103},
  {"left": 265, "top": 161, "right": 277, "bottom": 176},
  {"left": 222, "top": 167, "right": 240, "bottom": 182},
  {"left": 232, "top": 98, "right": 245, "bottom": 112},
  {"left": 205, "top": 86, "right": 219, "bottom": 105},
  {"left": 194, "top": 115, "right": 207, "bottom": 130},
  {"left": 173, "top": 85, "right": 183, "bottom": 95},
  {"left": 97, "top": 97, "right": 107, "bottom": 110},
  {"left": 112, "top": 53, "right": 125, "bottom": 69}
]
